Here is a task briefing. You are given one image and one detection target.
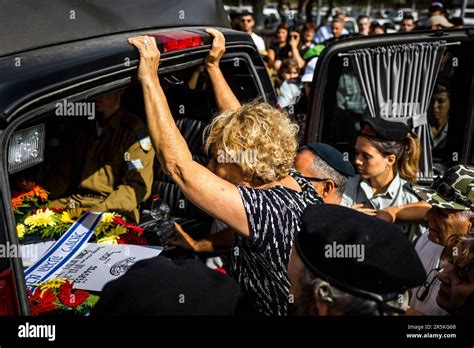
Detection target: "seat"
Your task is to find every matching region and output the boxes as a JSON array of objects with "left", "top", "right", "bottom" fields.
[{"left": 128, "top": 86, "right": 216, "bottom": 236}]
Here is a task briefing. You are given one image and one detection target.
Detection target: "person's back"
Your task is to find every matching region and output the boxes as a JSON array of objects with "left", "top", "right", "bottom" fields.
[{"left": 233, "top": 169, "right": 322, "bottom": 315}]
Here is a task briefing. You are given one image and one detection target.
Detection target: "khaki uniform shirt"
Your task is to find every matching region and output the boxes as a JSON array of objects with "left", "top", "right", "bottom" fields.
[
  {"left": 47, "top": 107, "right": 154, "bottom": 223},
  {"left": 341, "top": 174, "right": 425, "bottom": 240}
]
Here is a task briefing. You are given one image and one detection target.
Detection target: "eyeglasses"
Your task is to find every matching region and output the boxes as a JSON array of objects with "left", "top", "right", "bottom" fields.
[
  {"left": 431, "top": 178, "right": 472, "bottom": 209},
  {"left": 304, "top": 176, "right": 338, "bottom": 188},
  {"left": 416, "top": 267, "right": 442, "bottom": 302}
]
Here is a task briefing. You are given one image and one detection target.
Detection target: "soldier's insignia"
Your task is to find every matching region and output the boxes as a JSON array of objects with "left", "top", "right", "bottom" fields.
[
  {"left": 138, "top": 136, "right": 152, "bottom": 152},
  {"left": 124, "top": 152, "right": 131, "bottom": 161},
  {"left": 127, "top": 159, "right": 144, "bottom": 171}
]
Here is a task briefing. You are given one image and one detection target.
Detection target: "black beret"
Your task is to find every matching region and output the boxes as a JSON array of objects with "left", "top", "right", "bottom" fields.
[
  {"left": 295, "top": 204, "right": 426, "bottom": 298},
  {"left": 92, "top": 256, "right": 241, "bottom": 315},
  {"left": 359, "top": 117, "right": 410, "bottom": 141},
  {"left": 306, "top": 143, "right": 356, "bottom": 177}
]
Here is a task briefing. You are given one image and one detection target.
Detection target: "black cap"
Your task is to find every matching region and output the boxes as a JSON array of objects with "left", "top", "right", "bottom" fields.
[
  {"left": 359, "top": 117, "right": 410, "bottom": 141},
  {"left": 306, "top": 143, "right": 356, "bottom": 177},
  {"left": 92, "top": 256, "right": 241, "bottom": 315},
  {"left": 295, "top": 204, "right": 426, "bottom": 300}
]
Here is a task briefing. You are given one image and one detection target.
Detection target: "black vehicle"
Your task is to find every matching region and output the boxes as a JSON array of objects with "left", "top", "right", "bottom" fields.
[{"left": 1, "top": 0, "right": 473, "bottom": 315}]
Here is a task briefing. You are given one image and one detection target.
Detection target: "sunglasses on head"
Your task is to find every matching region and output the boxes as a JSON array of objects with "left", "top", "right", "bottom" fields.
[
  {"left": 304, "top": 177, "right": 338, "bottom": 187},
  {"left": 431, "top": 178, "right": 472, "bottom": 209}
]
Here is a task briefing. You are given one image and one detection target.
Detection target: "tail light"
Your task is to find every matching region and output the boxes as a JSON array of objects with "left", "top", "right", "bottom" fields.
[
  {"left": 151, "top": 31, "right": 204, "bottom": 53},
  {"left": 0, "top": 269, "right": 21, "bottom": 315}
]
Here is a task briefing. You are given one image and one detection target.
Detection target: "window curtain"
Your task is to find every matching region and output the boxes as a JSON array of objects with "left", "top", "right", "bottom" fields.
[{"left": 348, "top": 41, "right": 447, "bottom": 181}]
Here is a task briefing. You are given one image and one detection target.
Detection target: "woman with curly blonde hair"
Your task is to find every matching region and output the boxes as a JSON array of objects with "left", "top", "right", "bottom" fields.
[{"left": 129, "top": 29, "right": 321, "bottom": 316}]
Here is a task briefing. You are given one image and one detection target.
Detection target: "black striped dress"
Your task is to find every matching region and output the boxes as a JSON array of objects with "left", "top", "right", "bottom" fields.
[{"left": 232, "top": 170, "right": 322, "bottom": 315}]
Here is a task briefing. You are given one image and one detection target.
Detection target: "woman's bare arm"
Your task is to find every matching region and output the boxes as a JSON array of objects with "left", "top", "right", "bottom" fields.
[
  {"left": 377, "top": 201, "right": 432, "bottom": 224},
  {"left": 128, "top": 33, "right": 249, "bottom": 237},
  {"left": 204, "top": 28, "right": 241, "bottom": 112}
]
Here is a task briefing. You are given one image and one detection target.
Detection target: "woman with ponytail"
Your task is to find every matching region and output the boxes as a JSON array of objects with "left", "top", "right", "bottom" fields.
[{"left": 341, "top": 117, "right": 423, "bottom": 238}]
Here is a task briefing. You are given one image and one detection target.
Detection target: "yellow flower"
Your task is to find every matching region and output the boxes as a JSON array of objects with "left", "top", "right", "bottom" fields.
[
  {"left": 24, "top": 208, "right": 56, "bottom": 228},
  {"left": 108, "top": 225, "right": 128, "bottom": 237},
  {"left": 96, "top": 235, "right": 119, "bottom": 244},
  {"left": 96, "top": 225, "right": 127, "bottom": 244},
  {"left": 101, "top": 212, "right": 116, "bottom": 224},
  {"left": 37, "top": 278, "right": 67, "bottom": 291},
  {"left": 60, "top": 211, "right": 74, "bottom": 224},
  {"left": 16, "top": 224, "right": 26, "bottom": 239}
]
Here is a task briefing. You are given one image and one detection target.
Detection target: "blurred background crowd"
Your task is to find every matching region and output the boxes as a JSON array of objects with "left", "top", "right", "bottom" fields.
[{"left": 223, "top": 0, "right": 472, "bottom": 98}]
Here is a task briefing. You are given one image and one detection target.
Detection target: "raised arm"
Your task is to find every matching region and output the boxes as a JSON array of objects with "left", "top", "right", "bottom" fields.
[
  {"left": 128, "top": 32, "right": 249, "bottom": 237},
  {"left": 204, "top": 28, "right": 241, "bottom": 112}
]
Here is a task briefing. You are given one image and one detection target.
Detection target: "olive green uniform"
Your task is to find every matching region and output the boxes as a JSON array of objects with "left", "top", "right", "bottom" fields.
[{"left": 46, "top": 107, "right": 154, "bottom": 223}]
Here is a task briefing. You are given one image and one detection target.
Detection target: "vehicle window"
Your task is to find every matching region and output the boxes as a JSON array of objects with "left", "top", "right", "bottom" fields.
[
  {"left": 318, "top": 41, "right": 474, "bottom": 177},
  {"left": 344, "top": 21, "right": 356, "bottom": 34},
  {"left": 8, "top": 54, "right": 263, "bottom": 246}
]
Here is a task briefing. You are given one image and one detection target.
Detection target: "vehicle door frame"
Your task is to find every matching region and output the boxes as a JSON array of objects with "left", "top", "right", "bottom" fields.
[{"left": 0, "top": 44, "right": 270, "bottom": 315}]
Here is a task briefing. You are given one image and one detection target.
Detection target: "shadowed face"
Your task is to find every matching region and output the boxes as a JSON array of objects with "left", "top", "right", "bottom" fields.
[
  {"left": 332, "top": 21, "right": 345, "bottom": 39},
  {"left": 437, "top": 253, "right": 474, "bottom": 313},
  {"left": 357, "top": 18, "right": 370, "bottom": 35},
  {"left": 207, "top": 155, "right": 245, "bottom": 186},
  {"left": 429, "top": 91, "right": 450, "bottom": 128},
  {"left": 303, "top": 28, "right": 315, "bottom": 42},
  {"left": 277, "top": 28, "right": 288, "bottom": 43},
  {"left": 401, "top": 18, "right": 415, "bottom": 32},
  {"left": 424, "top": 207, "right": 472, "bottom": 245},
  {"left": 240, "top": 15, "right": 254, "bottom": 33}
]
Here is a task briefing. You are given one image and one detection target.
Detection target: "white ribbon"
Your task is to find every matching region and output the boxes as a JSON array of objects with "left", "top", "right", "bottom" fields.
[{"left": 24, "top": 212, "right": 103, "bottom": 291}]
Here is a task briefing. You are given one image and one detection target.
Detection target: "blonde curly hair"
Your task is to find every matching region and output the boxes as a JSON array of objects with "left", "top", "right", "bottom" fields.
[{"left": 204, "top": 101, "right": 299, "bottom": 186}]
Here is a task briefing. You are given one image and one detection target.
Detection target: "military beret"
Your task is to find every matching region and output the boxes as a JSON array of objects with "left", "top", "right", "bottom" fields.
[
  {"left": 295, "top": 204, "right": 426, "bottom": 300},
  {"left": 92, "top": 256, "right": 241, "bottom": 315},
  {"left": 359, "top": 117, "right": 410, "bottom": 141},
  {"left": 306, "top": 143, "right": 356, "bottom": 177}
]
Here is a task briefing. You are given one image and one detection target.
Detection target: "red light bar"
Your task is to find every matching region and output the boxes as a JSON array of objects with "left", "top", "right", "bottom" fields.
[{"left": 152, "top": 31, "right": 204, "bottom": 53}]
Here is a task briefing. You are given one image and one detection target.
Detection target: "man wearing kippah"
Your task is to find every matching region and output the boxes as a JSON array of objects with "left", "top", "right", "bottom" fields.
[
  {"left": 287, "top": 204, "right": 426, "bottom": 315},
  {"left": 295, "top": 143, "right": 355, "bottom": 204}
]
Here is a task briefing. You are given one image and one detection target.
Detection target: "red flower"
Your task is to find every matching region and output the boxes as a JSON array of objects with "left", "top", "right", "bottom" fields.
[
  {"left": 12, "top": 196, "right": 24, "bottom": 209},
  {"left": 28, "top": 288, "right": 58, "bottom": 316},
  {"left": 57, "top": 280, "right": 89, "bottom": 308},
  {"left": 112, "top": 215, "right": 127, "bottom": 225},
  {"left": 113, "top": 216, "right": 144, "bottom": 235},
  {"left": 118, "top": 232, "right": 148, "bottom": 245}
]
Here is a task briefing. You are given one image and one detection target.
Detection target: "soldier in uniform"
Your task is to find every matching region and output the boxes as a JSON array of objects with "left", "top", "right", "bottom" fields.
[{"left": 43, "top": 90, "right": 155, "bottom": 223}]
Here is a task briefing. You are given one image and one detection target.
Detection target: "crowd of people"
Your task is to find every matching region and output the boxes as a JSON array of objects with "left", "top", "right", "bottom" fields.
[
  {"left": 227, "top": 1, "right": 466, "bottom": 119},
  {"left": 91, "top": 21, "right": 474, "bottom": 318}
]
